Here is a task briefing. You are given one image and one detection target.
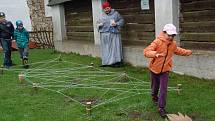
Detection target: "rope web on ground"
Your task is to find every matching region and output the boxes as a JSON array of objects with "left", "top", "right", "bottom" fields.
[{"left": 5, "top": 55, "right": 179, "bottom": 110}]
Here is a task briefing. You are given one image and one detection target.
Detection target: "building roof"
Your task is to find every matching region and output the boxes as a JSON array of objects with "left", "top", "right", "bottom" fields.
[{"left": 47, "top": 0, "right": 71, "bottom": 6}]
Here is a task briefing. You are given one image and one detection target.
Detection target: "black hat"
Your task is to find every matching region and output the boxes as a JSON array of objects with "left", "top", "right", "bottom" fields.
[{"left": 0, "top": 12, "right": 5, "bottom": 18}]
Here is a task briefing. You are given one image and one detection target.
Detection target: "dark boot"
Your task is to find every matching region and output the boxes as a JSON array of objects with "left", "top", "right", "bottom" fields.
[
  {"left": 111, "top": 62, "right": 123, "bottom": 68},
  {"left": 158, "top": 108, "right": 167, "bottom": 118},
  {"left": 152, "top": 96, "right": 158, "bottom": 106},
  {"left": 22, "top": 57, "right": 29, "bottom": 69}
]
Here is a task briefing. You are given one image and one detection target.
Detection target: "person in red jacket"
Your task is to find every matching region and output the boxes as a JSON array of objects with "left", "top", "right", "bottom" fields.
[{"left": 143, "top": 24, "right": 192, "bottom": 118}]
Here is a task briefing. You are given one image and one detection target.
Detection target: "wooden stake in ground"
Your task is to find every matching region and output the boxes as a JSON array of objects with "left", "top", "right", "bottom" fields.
[
  {"left": 32, "top": 83, "right": 39, "bottom": 92},
  {"left": 176, "top": 84, "right": 182, "bottom": 95},
  {"left": 18, "top": 73, "right": 25, "bottom": 83},
  {"left": 86, "top": 101, "right": 92, "bottom": 115}
]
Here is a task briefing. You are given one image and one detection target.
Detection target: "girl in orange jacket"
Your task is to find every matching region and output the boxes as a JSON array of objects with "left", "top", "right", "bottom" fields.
[{"left": 143, "top": 24, "right": 192, "bottom": 117}]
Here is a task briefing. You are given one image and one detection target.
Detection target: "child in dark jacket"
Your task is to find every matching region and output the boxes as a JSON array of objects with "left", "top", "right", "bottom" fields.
[{"left": 14, "top": 20, "right": 29, "bottom": 68}]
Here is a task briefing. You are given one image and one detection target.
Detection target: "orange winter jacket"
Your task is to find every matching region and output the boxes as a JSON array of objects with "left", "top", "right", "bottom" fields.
[{"left": 144, "top": 32, "right": 192, "bottom": 74}]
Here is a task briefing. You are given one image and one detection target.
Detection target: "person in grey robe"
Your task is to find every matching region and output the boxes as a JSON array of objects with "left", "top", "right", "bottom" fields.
[{"left": 97, "top": 1, "right": 124, "bottom": 67}]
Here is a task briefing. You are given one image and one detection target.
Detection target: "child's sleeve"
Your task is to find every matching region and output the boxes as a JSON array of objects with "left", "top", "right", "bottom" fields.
[
  {"left": 143, "top": 39, "right": 159, "bottom": 58},
  {"left": 26, "top": 31, "right": 29, "bottom": 42},
  {"left": 116, "top": 12, "right": 124, "bottom": 27},
  {"left": 174, "top": 47, "right": 192, "bottom": 56},
  {"left": 13, "top": 31, "right": 17, "bottom": 40}
]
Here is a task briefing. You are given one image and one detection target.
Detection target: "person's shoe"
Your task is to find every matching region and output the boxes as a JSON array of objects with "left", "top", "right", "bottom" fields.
[
  {"left": 99, "top": 65, "right": 109, "bottom": 67},
  {"left": 23, "top": 58, "right": 29, "bottom": 69},
  {"left": 4, "top": 65, "right": 11, "bottom": 69},
  {"left": 152, "top": 96, "right": 158, "bottom": 106},
  {"left": 111, "top": 62, "right": 123, "bottom": 68},
  {"left": 111, "top": 64, "right": 120, "bottom": 68},
  {"left": 158, "top": 108, "right": 167, "bottom": 118}
]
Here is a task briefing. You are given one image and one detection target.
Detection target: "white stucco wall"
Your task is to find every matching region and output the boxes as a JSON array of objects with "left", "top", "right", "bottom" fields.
[
  {"left": 91, "top": 0, "right": 104, "bottom": 45},
  {"left": 51, "top": 5, "right": 66, "bottom": 51},
  {"left": 0, "top": 0, "right": 32, "bottom": 30},
  {"left": 44, "top": 0, "right": 52, "bottom": 17},
  {"left": 155, "top": 0, "right": 180, "bottom": 42}
]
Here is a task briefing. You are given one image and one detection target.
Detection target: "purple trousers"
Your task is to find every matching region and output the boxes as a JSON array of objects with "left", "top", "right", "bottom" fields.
[{"left": 150, "top": 71, "right": 169, "bottom": 109}]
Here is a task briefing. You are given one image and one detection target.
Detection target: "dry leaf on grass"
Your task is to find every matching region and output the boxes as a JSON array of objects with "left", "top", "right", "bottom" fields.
[{"left": 166, "top": 112, "right": 192, "bottom": 121}]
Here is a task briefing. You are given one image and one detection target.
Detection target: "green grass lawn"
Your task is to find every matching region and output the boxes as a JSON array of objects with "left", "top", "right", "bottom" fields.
[{"left": 0, "top": 49, "right": 215, "bottom": 121}]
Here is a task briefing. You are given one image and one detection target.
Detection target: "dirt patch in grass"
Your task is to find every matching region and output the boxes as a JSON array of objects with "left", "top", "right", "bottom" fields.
[
  {"left": 116, "top": 110, "right": 158, "bottom": 121},
  {"left": 189, "top": 113, "right": 209, "bottom": 121},
  {"left": 128, "top": 111, "right": 158, "bottom": 121},
  {"left": 70, "top": 78, "right": 82, "bottom": 84}
]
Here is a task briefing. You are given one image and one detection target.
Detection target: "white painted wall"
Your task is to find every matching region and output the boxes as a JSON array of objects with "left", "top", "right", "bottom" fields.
[
  {"left": 51, "top": 5, "right": 66, "bottom": 51},
  {"left": 44, "top": 0, "right": 52, "bottom": 17},
  {"left": 91, "top": 0, "right": 104, "bottom": 45},
  {"left": 155, "top": 0, "right": 180, "bottom": 42},
  {"left": 0, "top": 0, "right": 32, "bottom": 30}
]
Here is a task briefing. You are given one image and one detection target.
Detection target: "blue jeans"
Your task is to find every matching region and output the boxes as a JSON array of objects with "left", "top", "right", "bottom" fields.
[
  {"left": 18, "top": 47, "right": 28, "bottom": 59},
  {"left": 0, "top": 38, "right": 12, "bottom": 67}
]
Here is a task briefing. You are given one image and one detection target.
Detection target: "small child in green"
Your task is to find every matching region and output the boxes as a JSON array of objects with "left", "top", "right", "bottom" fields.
[{"left": 14, "top": 20, "right": 29, "bottom": 68}]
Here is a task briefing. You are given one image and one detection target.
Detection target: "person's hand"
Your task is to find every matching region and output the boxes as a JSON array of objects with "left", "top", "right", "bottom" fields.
[
  {"left": 98, "top": 23, "right": 103, "bottom": 26},
  {"left": 187, "top": 50, "right": 192, "bottom": 55},
  {"left": 12, "top": 40, "right": 16, "bottom": 42},
  {"left": 110, "top": 19, "right": 117, "bottom": 27},
  {"left": 155, "top": 53, "right": 165, "bottom": 58},
  {"left": 111, "top": 22, "right": 117, "bottom": 27}
]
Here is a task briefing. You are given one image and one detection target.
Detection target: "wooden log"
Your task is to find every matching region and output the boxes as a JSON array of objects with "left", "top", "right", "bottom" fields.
[
  {"left": 180, "top": 21, "right": 215, "bottom": 33},
  {"left": 66, "top": 19, "right": 93, "bottom": 26},
  {"left": 180, "top": 41, "right": 215, "bottom": 50},
  {"left": 67, "top": 32, "right": 94, "bottom": 37},
  {"left": 181, "top": 0, "right": 215, "bottom": 12},
  {"left": 66, "top": 26, "right": 94, "bottom": 32},
  {"left": 123, "top": 14, "right": 155, "bottom": 24},
  {"left": 180, "top": 32, "right": 215, "bottom": 42},
  {"left": 180, "top": 10, "right": 215, "bottom": 22},
  {"left": 124, "top": 23, "right": 155, "bottom": 32}
]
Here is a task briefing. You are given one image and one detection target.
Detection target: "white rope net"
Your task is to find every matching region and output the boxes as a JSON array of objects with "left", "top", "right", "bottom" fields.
[{"left": 7, "top": 55, "right": 178, "bottom": 110}]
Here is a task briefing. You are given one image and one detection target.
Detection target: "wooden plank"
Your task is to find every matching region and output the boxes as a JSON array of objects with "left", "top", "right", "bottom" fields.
[
  {"left": 180, "top": 21, "right": 215, "bottom": 33},
  {"left": 122, "top": 39, "right": 152, "bottom": 46},
  {"left": 111, "top": 0, "right": 141, "bottom": 9},
  {"left": 121, "top": 31, "right": 155, "bottom": 42},
  {"left": 66, "top": 26, "right": 93, "bottom": 32},
  {"left": 181, "top": 0, "right": 215, "bottom": 12},
  {"left": 180, "top": 10, "right": 215, "bottom": 22},
  {"left": 123, "top": 14, "right": 155, "bottom": 24},
  {"left": 65, "top": 7, "right": 91, "bottom": 13},
  {"left": 116, "top": 7, "right": 154, "bottom": 15},
  {"left": 66, "top": 19, "right": 93, "bottom": 26},
  {"left": 180, "top": 33, "right": 215, "bottom": 42},
  {"left": 64, "top": 0, "right": 92, "bottom": 12},
  {"left": 180, "top": 41, "right": 215, "bottom": 50},
  {"left": 65, "top": 11, "right": 93, "bottom": 20},
  {"left": 67, "top": 36, "right": 94, "bottom": 42},
  {"left": 121, "top": 31, "right": 155, "bottom": 37},
  {"left": 67, "top": 32, "right": 94, "bottom": 38},
  {"left": 180, "top": 0, "right": 206, "bottom": 3},
  {"left": 124, "top": 23, "right": 155, "bottom": 32},
  {"left": 110, "top": 0, "right": 154, "bottom": 10}
]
